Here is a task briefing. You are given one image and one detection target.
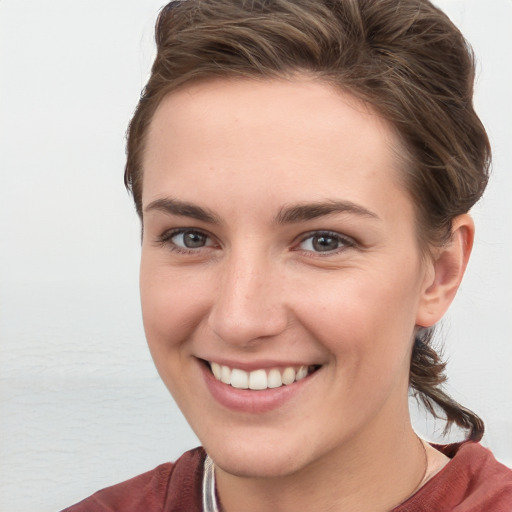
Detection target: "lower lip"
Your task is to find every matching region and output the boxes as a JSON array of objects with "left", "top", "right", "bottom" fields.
[{"left": 201, "top": 362, "right": 316, "bottom": 414}]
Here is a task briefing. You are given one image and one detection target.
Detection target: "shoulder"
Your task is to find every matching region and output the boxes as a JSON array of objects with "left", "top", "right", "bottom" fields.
[
  {"left": 61, "top": 447, "right": 206, "bottom": 512},
  {"left": 396, "top": 442, "right": 512, "bottom": 512}
]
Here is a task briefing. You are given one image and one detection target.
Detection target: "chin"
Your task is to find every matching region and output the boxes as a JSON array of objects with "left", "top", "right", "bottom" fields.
[
  {"left": 214, "top": 451, "right": 304, "bottom": 479},
  {"left": 202, "top": 432, "right": 323, "bottom": 479}
]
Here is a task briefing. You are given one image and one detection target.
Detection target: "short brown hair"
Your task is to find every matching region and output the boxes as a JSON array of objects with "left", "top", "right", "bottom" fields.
[{"left": 125, "top": 0, "right": 490, "bottom": 440}]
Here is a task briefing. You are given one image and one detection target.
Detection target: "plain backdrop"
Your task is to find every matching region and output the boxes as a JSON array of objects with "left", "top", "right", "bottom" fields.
[{"left": 0, "top": 1, "right": 511, "bottom": 511}]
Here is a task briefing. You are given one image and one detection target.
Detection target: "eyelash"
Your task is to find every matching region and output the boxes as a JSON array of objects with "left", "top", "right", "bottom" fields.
[
  {"left": 157, "top": 228, "right": 217, "bottom": 254},
  {"left": 156, "top": 228, "right": 355, "bottom": 256},
  {"left": 295, "top": 231, "right": 356, "bottom": 257}
]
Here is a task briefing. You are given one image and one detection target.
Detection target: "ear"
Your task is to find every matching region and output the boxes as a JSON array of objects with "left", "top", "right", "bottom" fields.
[{"left": 416, "top": 214, "right": 474, "bottom": 328}]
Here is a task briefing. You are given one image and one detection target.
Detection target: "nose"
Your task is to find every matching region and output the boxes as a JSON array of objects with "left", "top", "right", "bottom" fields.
[{"left": 207, "top": 250, "right": 289, "bottom": 347}]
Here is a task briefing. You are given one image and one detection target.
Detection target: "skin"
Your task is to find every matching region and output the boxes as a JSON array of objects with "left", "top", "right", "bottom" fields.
[{"left": 139, "top": 78, "right": 473, "bottom": 511}]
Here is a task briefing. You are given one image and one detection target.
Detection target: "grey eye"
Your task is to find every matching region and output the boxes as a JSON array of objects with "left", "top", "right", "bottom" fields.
[
  {"left": 299, "top": 232, "right": 348, "bottom": 253},
  {"left": 172, "top": 230, "right": 211, "bottom": 249}
]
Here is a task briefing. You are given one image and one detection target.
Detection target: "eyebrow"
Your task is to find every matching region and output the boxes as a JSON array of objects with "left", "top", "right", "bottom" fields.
[
  {"left": 144, "top": 197, "right": 221, "bottom": 224},
  {"left": 275, "top": 200, "right": 379, "bottom": 224},
  {"left": 144, "top": 197, "right": 379, "bottom": 225}
]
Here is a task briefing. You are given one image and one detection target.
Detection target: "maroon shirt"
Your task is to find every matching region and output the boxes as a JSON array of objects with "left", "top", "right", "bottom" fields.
[{"left": 63, "top": 442, "right": 512, "bottom": 511}]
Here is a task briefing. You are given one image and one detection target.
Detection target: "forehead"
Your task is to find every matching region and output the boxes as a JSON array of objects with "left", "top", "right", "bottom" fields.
[{"left": 142, "top": 78, "right": 410, "bottom": 220}]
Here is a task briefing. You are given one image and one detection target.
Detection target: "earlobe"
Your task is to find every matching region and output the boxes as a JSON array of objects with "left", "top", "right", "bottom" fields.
[{"left": 416, "top": 214, "right": 475, "bottom": 328}]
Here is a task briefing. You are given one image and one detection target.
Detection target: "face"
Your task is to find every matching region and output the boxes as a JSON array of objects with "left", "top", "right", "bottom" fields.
[{"left": 140, "top": 78, "right": 435, "bottom": 478}]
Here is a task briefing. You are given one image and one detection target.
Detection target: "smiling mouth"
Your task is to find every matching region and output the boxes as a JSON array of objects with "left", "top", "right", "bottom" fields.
[{"left": 207, "top": 361, "right": 321, "bottom": 390}]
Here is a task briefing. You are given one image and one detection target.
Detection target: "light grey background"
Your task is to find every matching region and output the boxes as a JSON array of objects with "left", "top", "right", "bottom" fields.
[{"left": 0, "top": 1, "right": 510, "bottom": 511}]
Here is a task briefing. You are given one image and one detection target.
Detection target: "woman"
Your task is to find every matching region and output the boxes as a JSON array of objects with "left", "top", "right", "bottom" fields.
[{"left": 64, "top": 0, "right": 512, "bottom": 510}]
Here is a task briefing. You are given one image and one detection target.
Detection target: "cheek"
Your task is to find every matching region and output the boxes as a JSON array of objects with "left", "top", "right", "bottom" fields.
[
  {"left": 299, "top": 277, "right": 419, "bottom": 420},
  {"left": 295, "top": 268, "right": 421, "bottom": 365},
  {"left": 139, "top": 261, "right": 215, "bottom": 403},
  {"left": 139, "top": 259, "right": 210, "bottom": 349}
]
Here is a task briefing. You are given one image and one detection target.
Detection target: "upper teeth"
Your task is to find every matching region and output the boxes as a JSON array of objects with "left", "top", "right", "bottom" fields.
[{"left": 209, "top": 362, "right": 310, "bottom": 390}]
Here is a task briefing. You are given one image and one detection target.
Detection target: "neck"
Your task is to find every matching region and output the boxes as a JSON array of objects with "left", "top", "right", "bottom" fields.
[{"left": 214, "top": 420, "right": 428, "bottom": 512}]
